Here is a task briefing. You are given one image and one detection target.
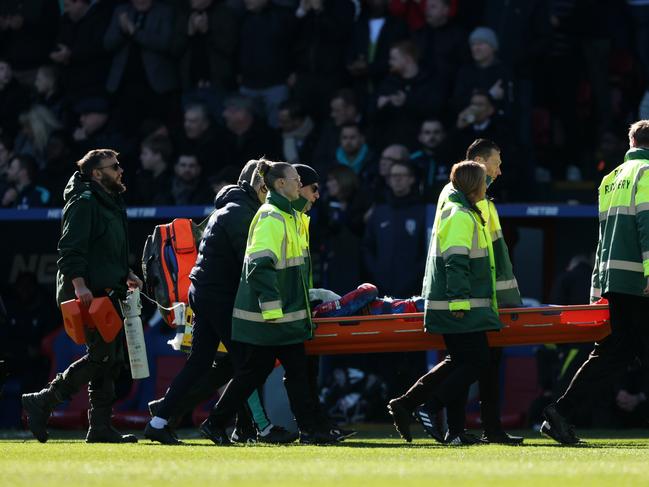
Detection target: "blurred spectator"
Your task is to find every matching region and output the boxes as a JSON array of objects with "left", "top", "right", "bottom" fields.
[
  {"left": 176, "top": 103, "right": 221, "bottom": 173},
  {"left": 14, "top": 105, "right": 62, "bottom": 170},
  {"left": 452, "top": 27, "right": 515, "bottom": 117},
  {"left": 0, "top": 59, "right": 31, "bottom": 140},
  {"left": 220, "top": 94, "right": 282, "bottom": 167},
  {"left": 175, "top": 0, "right": 239, "bottom": 92},
  {"left": 0, "top": 271, "right": 58, "bottom": 395},
  {"left": 1, "top": 154, "right": 51, "bottom": 208},
  {"left": 42, "top": 131, "right": 74, "bottom": 207},
  {"left": 51, "top": 0, "right": 114, "bottom": 100},
  {"left": 71, "top": 96, "right": 128, "bottom": 159},
  {"left": 313, "top": 88, "right": 362, "bottom": 174},
  {"left": 347, "top": 0, "right": 409, "bottom": 102},
  {"left": 290, "top": 0, "right": 355, "bottom": 118},
  {"left": 0, "top": 0, "right": 59, "bottom": 74},
  {"left": 388, "top": 0, "right": 427, "bottom": 31},
  {"left": 374, "top": 143, "right": 410, "bottom": 203},
  {"left": 320, "top": 165, "right": 371, "bottom": 295},
  {"left": 104, "top": 0, "right": 178, "bottom": 131},
  {"left": 362, "top": 158, "right": 426, "bottom": 297},
  {"left": 413, "top": 0, "right": 468, "bottom": 93},
  {"left": 277, "top": 99, "right": 317, "bottom": 164},
  {"left": 33, "top": 65, "right": 66, "bottom": 123},
  {"left": 483, "top": 0, "right": 551, "bottom": 149},
  {"left": 450, "top": 90, "right": 513, "bottom": 164},
  {"left": 170, "top": 152, "right": 213, "bottom": 204},
  {"left": 410, "top": 118, "right": 452, "bottom": 201},
  {"left": 237, "top": 0, "right": 297, "bottom": 128},
  {"left": 335, "top": 123, "right": 375, "bottom": 183},
  {"left": 0, "top": 135, "right": 13, "bottom": 198},
  {"left": 208, "top": 164, "right": 240, "bottom": 196},
  {"left": 372, "top": 40, "right": 443, "bottom": 148},
  {"left": 133, "top": 134, "right": 174, "bottom": 205}
]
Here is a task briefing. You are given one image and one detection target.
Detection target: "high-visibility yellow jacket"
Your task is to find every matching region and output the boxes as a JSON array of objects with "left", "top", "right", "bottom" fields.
[
  {"left": 231, "top": 191, "right": 313, "bottom": 346},
  {"left": 436, "top": 182, "right": 522, "bottom": 307},
  {"left": 423, "top": 189, "right": 502, "bottom": 334},
  {"left": 591, "top": 147, "right": 649, "bottom": 300}
]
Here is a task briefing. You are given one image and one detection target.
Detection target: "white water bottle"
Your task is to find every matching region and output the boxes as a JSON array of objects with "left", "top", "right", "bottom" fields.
[{"left": 121, "top": 288, "right": 150, "bottom": 379}]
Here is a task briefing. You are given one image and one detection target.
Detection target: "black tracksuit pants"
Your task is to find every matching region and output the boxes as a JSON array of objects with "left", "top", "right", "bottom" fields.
[
  {"left": 556, "top": 292, "right": 649, "bottom": 418},
  {"left": 209, "top": 340, "right": 317, "bottom": 432},
  {"left": 156, "top": 288, "right": 251, "bottom": 427},
  {"left": 397, "top": 331, "right": 491, "bottom": 416}
]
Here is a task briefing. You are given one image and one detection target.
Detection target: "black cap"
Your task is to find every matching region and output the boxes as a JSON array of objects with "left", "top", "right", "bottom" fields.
[{"left": 293, "top": 164, "right": 319, "bottom": 186}]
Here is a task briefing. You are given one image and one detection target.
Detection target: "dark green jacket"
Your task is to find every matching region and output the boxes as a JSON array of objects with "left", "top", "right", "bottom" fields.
[
  {"left": 232, "top": 191, "right": 312, "bottom": 346},
  {"left": 56, "top": 172, "right": 129, "bottom": 305},
  {"left": 423, "top": 189, "right": 502, "bottom": 334}
]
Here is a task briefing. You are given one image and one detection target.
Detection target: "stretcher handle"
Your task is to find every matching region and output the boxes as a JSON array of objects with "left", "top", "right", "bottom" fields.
[{"left": 312, "top": 304, "right": 609, "bottom": 325}]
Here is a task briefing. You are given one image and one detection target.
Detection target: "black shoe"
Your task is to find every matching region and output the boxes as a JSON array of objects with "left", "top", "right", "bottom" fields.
[
  {"left": 299, "top": 429, "right": 339, "bottom": 445},
  {"left": 144, "top": 422, "right": 183, "bottom": 445},
  {"left": 199, "top": 419, "right": 232, "bottom": 446},
  {"left": 21, "top": 392, "right": 52, "bottom": 443},
  {"left": 444, "top": 431, "right": 488, "bottom": 446},
  {"left": 86, "top": 425, "right": 138, "bottom": 443},
  {"left": 330, "top": 427, "right": 357, "bottom": 441},
  {"left": 481, "top": 430, "right": 524, "bottom": 445},
  {"left": 413, "top": 406, "right": 444, "bottom": 443},
  {"left": 541, "top": 404, "right": 580, "bottom": 445},
  {"left": 231, "top": 425, "right": 258, "bottom": 444},
  {"left": 258, "top": 425, "right": 298, "bottom": 444},
  {"left": 387, "top": 398, "right": 412, "bottom": 442}
]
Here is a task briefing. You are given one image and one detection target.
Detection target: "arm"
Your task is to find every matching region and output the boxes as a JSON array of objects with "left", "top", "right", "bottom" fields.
[
  {"left": 57, "top": 199, "right": 93, "bottom": 304},
  {"left": 634, "top": 170, "right": 649, "bottom": 294},
  {"left": 103, "top": 7, "right": 128, "bottom": 52},
  {"left": 245, "top": 215, "right": 285, "bottom": 320},
  {"left": 438, "top": 211, "right": 474, "bottom": 311}
]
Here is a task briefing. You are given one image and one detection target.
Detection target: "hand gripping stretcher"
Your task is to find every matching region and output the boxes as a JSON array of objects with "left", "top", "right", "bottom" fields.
[{"left": 305, "top": 304, "right": 610, "bottom": 355}]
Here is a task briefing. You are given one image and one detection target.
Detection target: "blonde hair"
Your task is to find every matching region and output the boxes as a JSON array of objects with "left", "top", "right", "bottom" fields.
[{"left": 19, "top": 105, "right": 61, "bottom": 155}]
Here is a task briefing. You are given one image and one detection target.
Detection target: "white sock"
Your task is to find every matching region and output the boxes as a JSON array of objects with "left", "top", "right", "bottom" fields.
[{"left": 150, "top": 416, "right": 168, "bottom": 429}]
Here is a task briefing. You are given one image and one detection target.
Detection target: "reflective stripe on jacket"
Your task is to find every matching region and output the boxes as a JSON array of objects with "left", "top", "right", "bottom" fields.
[
  {"left": 423, "top": 189, "right": 502, "bottom": 334},
  {"left": 231, "top": 191, "right": 312, "bottom": 346},
  {"left": 591, "top": 147, "right": 649, "bottom": 299}
]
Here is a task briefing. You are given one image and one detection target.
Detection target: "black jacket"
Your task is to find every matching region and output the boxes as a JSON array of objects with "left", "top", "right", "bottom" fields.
[{"left": 189, "top": 181, "right": 261, "bottom": 299}]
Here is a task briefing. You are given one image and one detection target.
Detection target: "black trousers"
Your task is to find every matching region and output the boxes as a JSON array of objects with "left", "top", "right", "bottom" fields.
[
  {"left": 210, "top": 340, "right": 317, "bottom": 431},
  {"left": 398, "top": 331, "right": 491, "bottom": 419},
  {"left": 445, "top": 347, "right": 504, "bottom": 435},
  {"left": 556, "top": 292, "right": 649, "bottom": 418},
  {"left": 156, "top": 288, "right": 250, "bottom": 426},
  {"left": 50, "top": 327, "right": 125, "bottom": 411}
]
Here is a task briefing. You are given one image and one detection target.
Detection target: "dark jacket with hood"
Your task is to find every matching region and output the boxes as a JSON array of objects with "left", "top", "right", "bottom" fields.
[
  {"left": 189, "top": 181, "right": 261, "bottom": 300},
  {"left": 56, "top": 172, "right": 129, "bottom": 306}
]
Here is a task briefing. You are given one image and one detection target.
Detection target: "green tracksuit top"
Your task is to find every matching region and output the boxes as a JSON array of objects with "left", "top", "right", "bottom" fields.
[
  {"left": 232, "top": 191, "right": 313, "bottom": 346},
  {"left": 437, "top": 182, "right": 522, "bottom": 307},
  {"left": 423, "top": 189, "right": 502, "bottom": 334},
  {"left": 591, "top": 147, "right": 649, "bottom": 300}
]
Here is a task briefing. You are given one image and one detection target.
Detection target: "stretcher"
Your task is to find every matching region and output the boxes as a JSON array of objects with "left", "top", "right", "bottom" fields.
[{"left": 305, "top": 304, "right": 610, "bottom": 355}]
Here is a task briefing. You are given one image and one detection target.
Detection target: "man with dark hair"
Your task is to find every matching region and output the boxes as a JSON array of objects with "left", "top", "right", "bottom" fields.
[
  {"left": 22, "top": 148, "right": 143, "bottom": 444},
  {"left": 335, "top": 123, "right": 373, "bottom": 180},
  {"left": 541, "top": 120, "right": 649, "bottom": 445},
  {"left": 133, "top": 134, "right": 174, "bottom": 205},
  {"left": 170, "top": 152, "right": 213, "bottom": 205},
  {"left": 277, "top": 99, "right": 317, "bottom": 164},
  {"left": 1, "top": 154, "right": 50, "bottom": 208},
  {"left": 388, "top": 137, "right": 524, "bottom": 445},
  {"left": 410, "top": 118, "right": 452, "bottom": 201}
]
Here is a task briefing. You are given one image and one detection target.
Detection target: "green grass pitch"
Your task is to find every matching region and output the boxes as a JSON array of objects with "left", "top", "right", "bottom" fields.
[{"left": 1, "top": 429, "right": 649, "bottom": 487}]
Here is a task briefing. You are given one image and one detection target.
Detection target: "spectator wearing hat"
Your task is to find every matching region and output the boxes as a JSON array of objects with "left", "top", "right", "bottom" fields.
[
  {"left": 452, "top": 27, "right": 516, "bottom": 118},
  {"left": 220, "top": 95, "right": 281, "bottom": 168},
  {"left": 51, "top": 0, "right": 114, "bottom": 101}
]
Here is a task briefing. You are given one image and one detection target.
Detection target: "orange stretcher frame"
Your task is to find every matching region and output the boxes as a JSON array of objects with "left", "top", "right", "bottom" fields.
[{"left": 305, "top": 305, "right": 610, "bottom": 355}]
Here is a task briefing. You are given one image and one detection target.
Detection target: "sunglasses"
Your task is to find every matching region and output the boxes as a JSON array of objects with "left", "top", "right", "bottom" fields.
[{"left": 97, "top": 162, "right": 121, "bottom": 171}]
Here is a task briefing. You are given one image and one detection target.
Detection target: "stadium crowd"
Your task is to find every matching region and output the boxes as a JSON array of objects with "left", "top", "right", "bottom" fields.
[{"left": 2, "top": 0, "right": 649, "bottom": 434}]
